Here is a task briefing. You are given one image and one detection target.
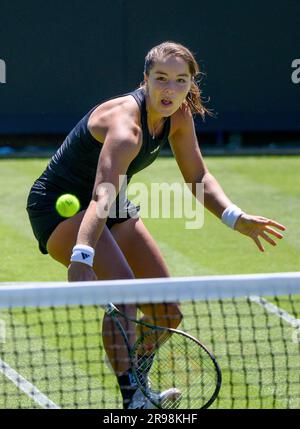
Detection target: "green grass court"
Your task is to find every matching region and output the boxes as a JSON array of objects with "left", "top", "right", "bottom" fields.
[
  {"left": 0, "top": 156, "right": 299, "bottom": 408},
  {"left": 1, "top": 156, "right": 299, "bottom": 281}
]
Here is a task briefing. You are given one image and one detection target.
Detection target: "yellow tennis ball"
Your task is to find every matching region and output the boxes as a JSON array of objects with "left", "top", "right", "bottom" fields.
[{"left": 55, "top": 194, "right": 80, "bottom": 218}]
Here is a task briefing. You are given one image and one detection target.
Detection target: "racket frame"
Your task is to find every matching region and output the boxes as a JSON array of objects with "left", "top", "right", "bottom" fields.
[{"left": 105, "top": 302, "right": 222, "bottom": 409}]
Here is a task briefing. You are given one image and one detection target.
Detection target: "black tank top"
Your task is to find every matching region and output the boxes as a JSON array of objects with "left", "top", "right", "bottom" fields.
[{"left": 37, "top": 88, "right": 171, "bottom": 202}]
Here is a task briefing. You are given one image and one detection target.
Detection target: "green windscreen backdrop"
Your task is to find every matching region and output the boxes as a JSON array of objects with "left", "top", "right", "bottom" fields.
[{"left": 0, "top": 0, "right": 299, "bottom": 133}]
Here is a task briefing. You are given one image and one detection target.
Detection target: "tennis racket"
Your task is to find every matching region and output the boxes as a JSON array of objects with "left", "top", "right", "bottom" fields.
[{"left": 105, "top": 303, "right": 222, "bottom": 409}]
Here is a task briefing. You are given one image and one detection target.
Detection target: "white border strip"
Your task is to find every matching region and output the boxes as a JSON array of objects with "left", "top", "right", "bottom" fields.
[
  {"left": 250, "top": 296, "right": 300, "bottom": 328},
  {"left": 0, "top": 358, "right": 60, "bottom": 409},
  {"left": 0, "top": 272, "right": 299, "bottom": 308}
]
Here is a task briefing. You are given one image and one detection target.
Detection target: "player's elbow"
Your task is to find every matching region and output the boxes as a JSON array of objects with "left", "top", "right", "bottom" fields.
[{"left": 93, "top": 182, "right": 117, "bottom": 219}]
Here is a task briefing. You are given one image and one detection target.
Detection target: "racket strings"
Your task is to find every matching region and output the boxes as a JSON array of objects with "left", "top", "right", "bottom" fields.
[{"left": 133, "top": 329, "right": 219, "bottom": 408}]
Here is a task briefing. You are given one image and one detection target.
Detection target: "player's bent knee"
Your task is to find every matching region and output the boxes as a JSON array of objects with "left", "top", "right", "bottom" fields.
[
  {"left": 142, "top": 302, "right": 183, "bottom": 329},
  {"left": 166, "top": 303, "right": 183, "bottom": 328}
]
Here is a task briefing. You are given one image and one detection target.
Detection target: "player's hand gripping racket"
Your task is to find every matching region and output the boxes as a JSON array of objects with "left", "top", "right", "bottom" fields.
[{"left": 105, "top": 303, "right": 222, "bottom": 409}]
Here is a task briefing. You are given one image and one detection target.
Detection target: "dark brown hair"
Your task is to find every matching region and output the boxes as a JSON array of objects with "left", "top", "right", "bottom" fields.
[{"left": 141, "top": 41, "right": 210, "bottom": 119}]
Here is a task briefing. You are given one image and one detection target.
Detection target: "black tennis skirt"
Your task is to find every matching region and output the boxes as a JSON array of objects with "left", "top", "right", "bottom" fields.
[{"left": 26, "top": 179, "right": 140, "bottom": 255}]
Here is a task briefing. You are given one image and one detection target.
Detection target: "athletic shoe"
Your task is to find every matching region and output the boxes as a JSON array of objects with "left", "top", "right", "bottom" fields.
[{"left": 127, "top": 387, "right": 182, "bottom": 409}]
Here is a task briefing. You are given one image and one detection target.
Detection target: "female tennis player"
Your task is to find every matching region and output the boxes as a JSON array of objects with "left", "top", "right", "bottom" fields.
[{"left": 27, "top": 41, "right": 286, "bottom": 409}]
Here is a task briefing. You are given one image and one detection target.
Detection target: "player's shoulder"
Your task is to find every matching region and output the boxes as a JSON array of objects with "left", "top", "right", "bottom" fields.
[
  {"left": 88, "top": 94, "right": 141, "bottom": 141},
  {"left": 109, "top": 94, "right": 140, "bottom": 116},
  {"left": 93, "top": 94, "right": 140, "bottom": 123},
  {"left": 170, "top": 102, "right": 194, "bottom": 136}
]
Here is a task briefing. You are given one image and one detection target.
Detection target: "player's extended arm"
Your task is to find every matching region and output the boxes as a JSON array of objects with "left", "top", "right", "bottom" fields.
[
  {"left": 68, "top": 113, "right": 141, "bottom": 281},
  {"left": 169, "top": 107, "right": 286, "bottom": 251}
]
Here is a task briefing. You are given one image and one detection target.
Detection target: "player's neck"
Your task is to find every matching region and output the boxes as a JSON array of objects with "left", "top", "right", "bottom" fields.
[{"left": 145, "top": 93, "right": 164, "bottom": 124}]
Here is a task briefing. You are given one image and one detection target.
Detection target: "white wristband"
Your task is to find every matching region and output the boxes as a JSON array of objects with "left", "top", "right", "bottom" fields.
[
  {"left": 221, "top": 205, "right": 243, "bottom": 229},
  {"left": 70, "top": 244, "right": 95, "bottom": 267}
]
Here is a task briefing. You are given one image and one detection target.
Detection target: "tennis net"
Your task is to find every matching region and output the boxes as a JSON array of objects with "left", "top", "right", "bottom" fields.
[{"left": 0, "top": 272, "right": 299, "bottom": 409}]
